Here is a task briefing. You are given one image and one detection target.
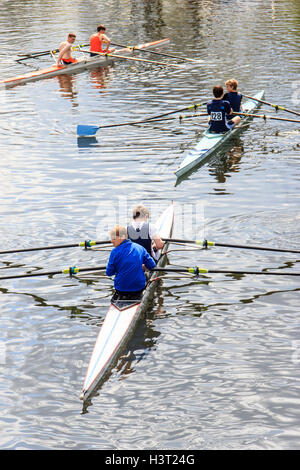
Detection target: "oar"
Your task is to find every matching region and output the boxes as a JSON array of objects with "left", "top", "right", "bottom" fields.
[
  {"left": 162, "top": 238, "right": 300, "bottom": 255},
  {"left": 142, "top": 101, "right": 208, "bottom": 122},
  {"left": 232, "top": 112, "right": 300, "bottom": 124},
  {"left": 16, "top": 44, "right": 90, "bottom": 61},
  {"left": 0, "top": 240, "right": 111, "bottom": 255},
  {"left": 111, "top": 42, "right": 204, "bottom": 63},
  {"left": 80, "top": 48, "right": 183, "bottom": 68},
  {"left": 0, "top": 265, "right": 107, "bottom": 281},
  {"left": 151, "top": 266, "right": 300, "bottom": 276},
  {"left": 244, "top": 94, "right": 300, "bottom": 117},
  {"left": 77, "top": 112, "right": 208, "bottom": 136}
]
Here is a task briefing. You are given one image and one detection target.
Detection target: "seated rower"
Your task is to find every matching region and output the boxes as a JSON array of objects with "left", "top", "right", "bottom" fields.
[
  {"left": 207, "top": 85, "right": 240, "bottom": 134},
  {"left": 127, "top": 205, "right": 164, "bottom": 262},
  {"left": 106, "top": 225, "right": 156, "bottom": 301},
  {"left": 90, "top": 24, "right": 115, "bottom": 57},
  {"left": 57, "top": 33, "right": 78, "bottom": 66},
  {"left": 223, "top": 79, "right": 243, "bottom": 125}
]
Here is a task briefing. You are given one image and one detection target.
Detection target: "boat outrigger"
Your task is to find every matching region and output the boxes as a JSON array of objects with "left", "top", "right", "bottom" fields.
[
  {"left": 0, "top": 38, "right": 170, "bottom": 89},
  {"left": 174, "top": 90, "right": 265, "bottom": 179},
  {"left": 80, "top": 203, "right": 174, "bottom": 401}
]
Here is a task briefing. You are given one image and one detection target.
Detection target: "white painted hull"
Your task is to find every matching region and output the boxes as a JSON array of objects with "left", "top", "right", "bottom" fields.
[
  {"left": 175, "top": 90, "right": 265, "bottom": 178},
  {"left": 1, "top": 38, "right": 170, "bottom": 88},
  {"left": 80, "top": 203, "right": 174, "bottom": 401}
]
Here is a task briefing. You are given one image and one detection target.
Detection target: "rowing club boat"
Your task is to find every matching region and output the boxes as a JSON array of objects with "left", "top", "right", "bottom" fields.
[
  {"left": 0, "top": 38, "right": 169, "bottom": 89},
  {"left": 80, "top": 203, "right": 174, "bottom": 401},
  {"left": 175, "top": 90, "right": 265, "bottom": 179}
]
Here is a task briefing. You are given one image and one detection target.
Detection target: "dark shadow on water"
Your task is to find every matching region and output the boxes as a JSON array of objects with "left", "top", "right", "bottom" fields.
[{"left": 77, "top": 136, "right": 98, "bottom": 148}]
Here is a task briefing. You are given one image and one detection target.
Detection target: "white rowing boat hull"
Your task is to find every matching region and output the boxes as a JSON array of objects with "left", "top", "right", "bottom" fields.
[
  {"left": 0, "top": 38, "right": 170, "bottom": 89},
  {"left": 175, "top": 90, "right": 265, "bottom": 179},
  {"left": 80, "top": 203, "right": 174, "bottom": 401}
]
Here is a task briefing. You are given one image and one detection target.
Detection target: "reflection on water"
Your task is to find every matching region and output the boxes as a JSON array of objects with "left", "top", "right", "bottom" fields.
[
  {"left": 57, "top": 74, "right": 78, "bottom": 104},
  {"left": 90, "top": 66, "right": 111, "bottom": 91}
]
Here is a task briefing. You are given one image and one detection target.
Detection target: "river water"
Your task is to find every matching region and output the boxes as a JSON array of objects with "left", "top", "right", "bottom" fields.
[{"left": 0, "top": 0, "right": 299, "bottom": 450}]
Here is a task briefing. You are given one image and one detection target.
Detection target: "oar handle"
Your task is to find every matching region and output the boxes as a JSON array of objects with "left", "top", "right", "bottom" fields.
[
  {"left": 232, "top": 112, "right": 300, "bottom": 123},
  {"left": 0, "top": 240, "right": 111, "bottom": 255},
  {"left": 80, "top": 48, "right": 182, "bottom": 67},
  {"left": 243, "top": 94, "right": 300, "bottom": 117},
  {"left": 151, "top": 266, "right": 300, "bottom": 276},
  {"left": 111, "top": 42, "right": 202, "bottom": 63},
  {"left": 0, "top": 265, "right": 107, "bottom": 281},
  {"left": 162, "top": 238, "right": 300, "bottom": 254}
]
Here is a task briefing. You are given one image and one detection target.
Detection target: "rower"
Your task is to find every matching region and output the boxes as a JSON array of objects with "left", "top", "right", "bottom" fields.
[
  {"left": 56, "top": 33, "right": 78, "bottom": 66},
  {"left": 223, "top": 79, "right": 242, "bottom": 125},
  {"left": 89, "top": 25, "right": 115, "bottom": 57},
  {"left": 207, "top": 85, "right": 240, "bottom": 133},
  {"left": 106, "top": 225, "right": 156, "bottom": 301},
  {"left": 127, "top": 205, "right": 164, "bottom": 262}
]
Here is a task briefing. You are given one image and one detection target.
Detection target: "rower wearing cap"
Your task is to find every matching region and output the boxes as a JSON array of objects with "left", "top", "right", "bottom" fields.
[
  {"left": 57, "top": 33, "right": 78, "bottom": 66},
  {"left": 207, "top": 85, "right": 240, "bottom": 133},
  {"left": 90, "top": 25, "right": 115, "bottom": 57},
  {"left": 106, "top": 225, "right": 156, "bottom": 300},
  {"left": 127, "top": 205, "right": 164, "bottom": 262}
]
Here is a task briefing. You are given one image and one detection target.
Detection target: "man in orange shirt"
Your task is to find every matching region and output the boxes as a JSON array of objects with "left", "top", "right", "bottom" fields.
[{"left": 90, "top": 25, "right": 115, "bottom": 56}]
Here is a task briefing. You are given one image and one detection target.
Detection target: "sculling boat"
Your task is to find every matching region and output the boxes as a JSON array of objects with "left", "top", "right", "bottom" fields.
[
  {"left": 80, "top": 203, "right": 174, "bottom": 401},
  {"left": 0, "top": 38, "right": 170, "bottom": 89},
  {"left": 175, "top": 90, "right": 265, "bottom": 179}
]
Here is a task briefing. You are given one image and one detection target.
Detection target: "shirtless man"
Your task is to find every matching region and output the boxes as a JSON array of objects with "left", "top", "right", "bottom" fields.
[
  {"left": 90, "top": 25, "right": 115, "bottom": 56},
  {"left": 56, "top": 33, "right": 78, "bottom": 66}
]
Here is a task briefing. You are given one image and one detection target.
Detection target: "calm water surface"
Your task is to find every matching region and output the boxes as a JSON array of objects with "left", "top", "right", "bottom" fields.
[{"left": 0, "top": 0, "right": 299, "bottom": 450}]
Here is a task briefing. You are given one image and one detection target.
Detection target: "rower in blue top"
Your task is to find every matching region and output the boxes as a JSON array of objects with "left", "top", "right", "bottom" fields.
[
  {"left": 223, "top": 78, "right": 243, "bottom": 125},
  {"left": 207, "top": 84, "right": 241, "bottom": 134},
  {"left": 106, "top": 224, "right": 156, "bottom": 304}
]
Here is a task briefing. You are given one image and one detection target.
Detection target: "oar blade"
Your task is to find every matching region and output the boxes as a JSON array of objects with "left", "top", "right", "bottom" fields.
[{"left": 77, "top": 125, "right": 100, "bottom": 137}]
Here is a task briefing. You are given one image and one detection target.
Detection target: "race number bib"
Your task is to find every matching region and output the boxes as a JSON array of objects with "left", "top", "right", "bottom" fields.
[{"left": 211, "top": 112, "right": 222, "bottom": 121}]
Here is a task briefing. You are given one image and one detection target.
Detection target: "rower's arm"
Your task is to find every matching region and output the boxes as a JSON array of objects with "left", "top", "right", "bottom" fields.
[
  {"left": 106, "top": 252, "right": 116, "bottom": 276},
  {"left": 152, "top": 234, "right": 164, "bottom": 250},
  {"left": 143, "top": 252, "right": 156, "bottom": 270},
  {"left": 57, "top": 44, "right": 70, "bottom": 66}
]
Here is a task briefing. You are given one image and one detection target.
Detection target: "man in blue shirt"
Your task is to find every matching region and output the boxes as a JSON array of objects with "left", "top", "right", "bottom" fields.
[
  {"left": 106, "top": 224, "right": 156, "bottom": 298},
  {"left": 207, "top": 85, "right": 239, "bottom": 133}
]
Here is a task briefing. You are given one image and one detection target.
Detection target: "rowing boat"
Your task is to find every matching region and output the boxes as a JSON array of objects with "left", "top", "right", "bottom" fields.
[
  {"left": 80, "top": 203, "right": 174, "bottom": 401},
  {"left": 174, "top": 90, "right": 265, "bottom": 179},
  {"left": 0, "top": 38, "right": 170, "bottom": 89}
]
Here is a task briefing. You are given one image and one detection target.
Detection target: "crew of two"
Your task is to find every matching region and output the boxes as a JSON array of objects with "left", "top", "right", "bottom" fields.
[
  {"left": 207, "top": 79, "right": 243, "bottom": 133},
  {"left": 106, "top": 206, "right": 164, "bottom": 301},
  {"left": 56, "top": 25, "right": 113, "bottom": 66}
]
